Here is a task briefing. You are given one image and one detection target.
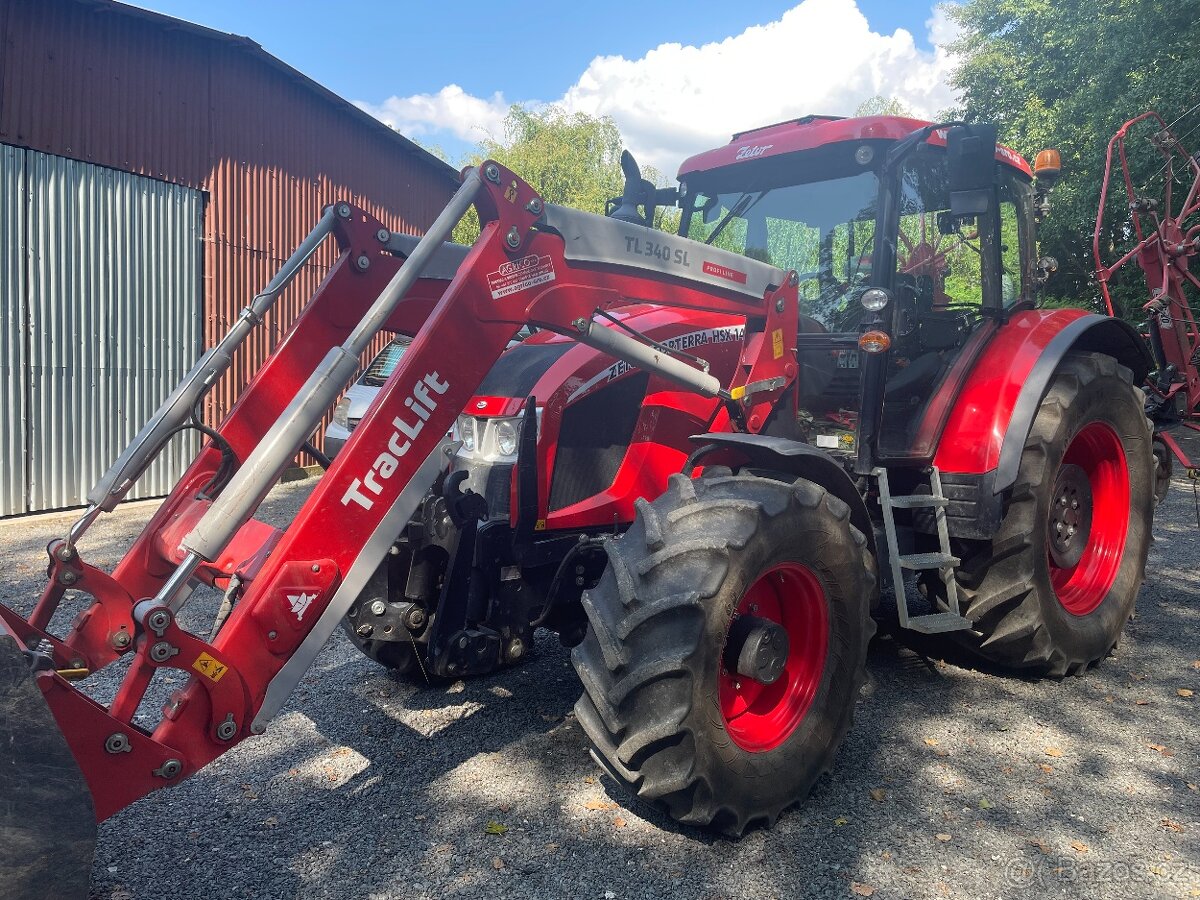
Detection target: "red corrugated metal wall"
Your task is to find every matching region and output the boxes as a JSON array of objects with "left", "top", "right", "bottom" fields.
[{"left": 0, "top": 0, "right": 458, "bottom": 442}]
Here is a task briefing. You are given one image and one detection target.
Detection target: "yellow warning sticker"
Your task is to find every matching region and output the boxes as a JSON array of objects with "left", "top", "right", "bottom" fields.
[
  {"left": 535, "top": 518, "right": 547, "bottom": 531},
  {"left": 771, "top": 328, "right": 784, "bottom": 360},
  {"left": 192, "top": 652, "right": 228, "bottom": 683}
]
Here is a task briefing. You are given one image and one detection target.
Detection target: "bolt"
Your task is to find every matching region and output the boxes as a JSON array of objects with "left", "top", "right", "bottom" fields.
[
  {"left": 55, "top": 543, "right": 75, "bottom": 562},
  {"left": 149, "top": 641, "right": 178, "bottom": 663},
  {"left": 526, "top": 198, "right": 543, "bottom": 214},
  {"left": 789, "top": 272, "right": 799, "bottom": 286},
  {"left": 1071, "top": 499, "right": 1079, "bottom": 509},
  {"left": 216, "top": 714, "right": 237, "bottom": 742},
  {"left": 376, "top": 228, "right": 390, "bottom": 243},
  {"left": 58, "top": 570, "right": 78, "bottom": 586},
  {"left": 336, "top": 203, "right": 351, "bottom": 218},
  {"left": 458, "top": 635, "right": 469, "bottom": 649},
  {"left": 111, "top": 630, "right": 132, "bottom": 650},
  {"left": 104, "top": 733, "right": 132, "bottom": 754},
  {"left": 484, "top": 164, "right": 501, "bottom": 183},
  {"left": 1060, "top": 495, "right": 1068, "bottom": 506},
  {"left": 153, "top": 759, "right": 183, "bottom": 780},
  {"left": 146, "top": 609, "right": 172, "bottom": 636},
  {"left": 574, "top": 565, "right": 586, "bottom": 575},
  {"left": 356, "top": 254, "right": 371, "bottom": 271},
  {"left": 735, "top": 682, "right": 742, "bottom": 690},
  {"left": 505, "top": 226, "right": 521, "bottom": 249},
  {"left": 311, "top": 564, "right": 321, "bottom": 573},
  {"left": 356, "top": 623, "right": 374, "bottom": 638},
  {"left": 370, "top": 600, "right": 387, "bottom": 616},
  {"left": 403, "top": 607, "right": 427, "bottom": 630},
  {"left": 776, "top": 298, "right": 786, "bottom": 312},
  {"left": 750, "top": 603, "right": 759, "bottom": 613},
  {"left": 506, "top": 638, "right": 525, "bottom": 661},
  {"left": 1067, "top": 525, "right": 1076, "bottom": 536},
  {"left": 267, "top": 630, "right": 278, "bottom": 640},
  {"left": 1056, "top": 522, "right": 1063, "bottom": 533}
]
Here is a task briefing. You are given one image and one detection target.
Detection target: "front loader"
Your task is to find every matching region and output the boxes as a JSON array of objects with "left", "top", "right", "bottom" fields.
[{"left": 0, "top": 116, "right": 1155, "bottom": 897}]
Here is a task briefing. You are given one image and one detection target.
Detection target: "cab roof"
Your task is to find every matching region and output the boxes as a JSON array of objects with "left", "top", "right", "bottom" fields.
[{"left": 677, "top": 114, "right": 1033, "bottom": 180}]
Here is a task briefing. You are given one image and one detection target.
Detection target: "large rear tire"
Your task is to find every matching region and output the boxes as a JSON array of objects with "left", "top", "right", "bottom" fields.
[
  {"left": 572, "top": 471, "right": 875, "bottom": 836},
  {"left": 942, "top": 352, "right": 1153, "bottom": 677}
]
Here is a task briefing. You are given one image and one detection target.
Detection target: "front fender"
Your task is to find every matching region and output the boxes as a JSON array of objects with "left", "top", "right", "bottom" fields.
[
  {"left": 690, "top": 432, "right": 876, "bottom": 560},
  {"left": 934, "top": 309, "right": 1151, "bottom": 492}
]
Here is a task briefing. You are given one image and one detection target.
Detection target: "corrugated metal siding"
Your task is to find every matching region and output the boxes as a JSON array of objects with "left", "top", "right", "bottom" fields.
[
  {"left": 0, "top": 0, "right": 458, "bottom": 511},
  {"left": 0, "top": 143, "right": 28, "bottom": 514},
  {"left": 11, "top": 147, "right": 203, "bottom": 513}
]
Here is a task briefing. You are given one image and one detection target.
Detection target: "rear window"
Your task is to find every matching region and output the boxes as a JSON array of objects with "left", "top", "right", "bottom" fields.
[{"left": 359, "top": 340, "right": 408, "bottom": 386}]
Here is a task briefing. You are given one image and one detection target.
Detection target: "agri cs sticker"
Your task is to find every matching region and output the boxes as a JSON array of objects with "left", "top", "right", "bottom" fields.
[{"left": 486, "top": 253, "right": 555, "bottom": 299}]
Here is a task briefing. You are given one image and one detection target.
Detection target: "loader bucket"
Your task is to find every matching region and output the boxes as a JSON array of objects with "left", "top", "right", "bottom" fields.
[{"left": 0, "top": 634, "right": 96, "bottom": 900}]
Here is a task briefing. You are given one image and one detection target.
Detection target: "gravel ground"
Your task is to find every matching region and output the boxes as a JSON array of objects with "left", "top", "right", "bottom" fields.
[{"left": 1, "top": 476, "right": 1197, "bottom": 900}]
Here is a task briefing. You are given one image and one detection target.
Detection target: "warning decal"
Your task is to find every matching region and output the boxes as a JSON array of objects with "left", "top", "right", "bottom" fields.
[
  {"left": 772, "top": 328, "right": 784, "bottom": 359},
  {"left": 486, "top": 253, "right": 555, "bottom": 299},
  {"left": 192, "top": 651, "right": 228, "bottom": 683}
]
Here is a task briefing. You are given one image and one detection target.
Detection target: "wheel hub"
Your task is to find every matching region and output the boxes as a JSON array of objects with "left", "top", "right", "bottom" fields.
[
  {"left": 724, "top": 615, "right": 790, "bottom": 685},
  {"left": 1048, "top": 463, "right": 1092, "bottom": 568}
]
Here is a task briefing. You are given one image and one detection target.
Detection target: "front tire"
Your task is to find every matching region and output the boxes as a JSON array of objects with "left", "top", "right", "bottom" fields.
[
  {"left": 572, "top": 471, "right": 875, "bottom": 836},
  {"left": 944, "top": 352, "right": 1153, "bottom": 676}
]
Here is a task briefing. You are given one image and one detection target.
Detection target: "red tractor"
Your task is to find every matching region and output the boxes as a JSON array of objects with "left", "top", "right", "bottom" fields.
[{"left": 0, "top": 115, "right": 1154, "bottom": 898}]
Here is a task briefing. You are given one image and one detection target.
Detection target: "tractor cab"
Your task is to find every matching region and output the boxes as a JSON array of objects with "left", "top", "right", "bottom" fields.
[{"left": 674, "top": 115, "right": 1040, "bottom": 469}]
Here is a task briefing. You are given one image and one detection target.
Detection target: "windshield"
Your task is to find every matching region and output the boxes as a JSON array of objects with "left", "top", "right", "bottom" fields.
[
  {"left": 359, "top": 339, "right": 408, "bottom": 387},
  {"left": 681, "top": 169, "right": 880, "bottom": 330}
]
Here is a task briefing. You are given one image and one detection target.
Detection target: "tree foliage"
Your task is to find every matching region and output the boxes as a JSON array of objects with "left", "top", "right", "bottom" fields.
[
  {"left": 948, "top": 0, "right": 1200, "bottom": 318},
  {"left": 450, "top": 105, "right": 663, "bottom": 244}
]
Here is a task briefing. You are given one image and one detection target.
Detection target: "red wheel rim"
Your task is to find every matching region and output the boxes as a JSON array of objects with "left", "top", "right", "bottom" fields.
[
  {"left": 1048, "top": 422, "right": 1130, "bottom": 615},
  {"left": 718, "top": 563, "right": 829, "bottom": 752}
]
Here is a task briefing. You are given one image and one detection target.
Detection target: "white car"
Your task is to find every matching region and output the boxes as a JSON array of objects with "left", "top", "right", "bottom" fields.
[
  {"left": 324, "top": 338, "right": 409, "bottom": 458},
  {"left": 324, "top": 328, "right": 533, "bottom": 458}
]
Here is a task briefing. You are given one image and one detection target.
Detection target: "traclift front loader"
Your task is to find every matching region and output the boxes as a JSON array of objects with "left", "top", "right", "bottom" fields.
[{"left": 0, "top": 117, "right": 1155, "bottom": 898}]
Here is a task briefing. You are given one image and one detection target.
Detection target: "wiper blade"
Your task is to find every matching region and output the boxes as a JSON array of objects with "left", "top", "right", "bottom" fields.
[{"left": 705, "top": 190, "right": 766, "bottom": 245}]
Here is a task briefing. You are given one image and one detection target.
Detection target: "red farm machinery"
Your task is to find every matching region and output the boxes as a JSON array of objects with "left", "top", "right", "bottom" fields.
[
  {"left": 0, "top": 116, "right": 1156, "bottom": 898},
  {"left": 1094, "top": 110, "right": 1200, "bottom": 499}
]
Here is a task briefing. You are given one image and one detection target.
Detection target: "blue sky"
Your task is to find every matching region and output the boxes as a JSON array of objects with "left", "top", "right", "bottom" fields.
[{"left": 127, "top": 0, "right": 957, "bottom": 172}]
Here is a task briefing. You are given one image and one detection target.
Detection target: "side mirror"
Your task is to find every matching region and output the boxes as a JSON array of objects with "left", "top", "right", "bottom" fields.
[{"left": 946, "top": 124, "right": 998, "bottom": 218}]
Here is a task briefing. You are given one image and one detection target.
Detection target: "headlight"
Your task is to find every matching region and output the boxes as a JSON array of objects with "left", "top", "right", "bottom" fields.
[
  {"left": 458, "top": 416, "right": 476, "bottom": 452},
  {"left": 860, "top": 287, "right": 890, "bottom": 311},
  {"left": 495, "top": 420, "right": 518, "bottom": 456},
  {"left": 332, "top": 396, "right": 351, "bottom": 429}
]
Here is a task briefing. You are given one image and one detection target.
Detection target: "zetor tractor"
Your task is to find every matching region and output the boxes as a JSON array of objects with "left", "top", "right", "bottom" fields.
[{"left": 0, "top": 115, "right": 1154, "bottom": 897}]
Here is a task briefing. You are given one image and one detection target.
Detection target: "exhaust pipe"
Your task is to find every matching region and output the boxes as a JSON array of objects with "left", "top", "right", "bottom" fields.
[{"left": 0, "top": 635, "right": 96, "bottom": 900}]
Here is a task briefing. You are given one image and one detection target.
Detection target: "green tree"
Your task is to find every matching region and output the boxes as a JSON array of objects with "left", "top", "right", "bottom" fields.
[
  {"left": 855, "top": 96, "right": 914, "bottom": 118},
  {"left": 948, "top": 0, "right": 1200, "bottom": 318},
  {"left": 450, "top": 104, "right": 665, "bottom": 244}
]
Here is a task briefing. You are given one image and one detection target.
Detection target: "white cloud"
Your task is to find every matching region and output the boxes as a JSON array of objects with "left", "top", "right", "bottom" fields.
[
  {"left": 357, "top": 0, "right": 961, "bottom": 174},
  {"left": 355, "top": 84, "right": 510, "bottom": 144}
]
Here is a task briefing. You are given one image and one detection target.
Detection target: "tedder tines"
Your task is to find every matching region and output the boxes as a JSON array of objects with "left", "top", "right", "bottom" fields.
[{"left": 0, "top": 116, "right": 1156, "bottom": 898}]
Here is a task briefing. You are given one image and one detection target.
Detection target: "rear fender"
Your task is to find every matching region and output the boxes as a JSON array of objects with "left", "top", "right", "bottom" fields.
[
  {"left": 688, "top": 432, "right": 876, "bottom": 560},
  {"left": 934, "top": 310, "right": 1151, "bottom": 492}
]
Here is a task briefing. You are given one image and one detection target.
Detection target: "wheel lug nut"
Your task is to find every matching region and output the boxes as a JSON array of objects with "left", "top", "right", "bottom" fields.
[
  {"left": 1071, "top": 500, "right": 1079, "bottom": 509},
  {"left": 1067, "top": 525, "right": 1076, "bottom": 536}
]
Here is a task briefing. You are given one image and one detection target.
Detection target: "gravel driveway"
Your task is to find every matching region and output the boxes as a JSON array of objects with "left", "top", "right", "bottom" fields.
[{"left": 1, "top": 476, "right": 1196, "bottom": 900}]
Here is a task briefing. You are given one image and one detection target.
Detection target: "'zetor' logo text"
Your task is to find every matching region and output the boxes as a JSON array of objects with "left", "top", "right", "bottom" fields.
[
  {"left": 735, "top": 144, "right": 773, "bottom": 160},
  {"left": 341, "top": 372, "right": 450, "bottom": 511}
]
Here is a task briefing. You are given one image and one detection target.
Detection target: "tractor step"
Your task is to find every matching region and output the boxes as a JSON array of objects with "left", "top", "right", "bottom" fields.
[
  {"left": 874, "top": 467, "right": 973, "bottom": 634},
  {"left": 899, "top": 552, "right": 960, "bottom": 569},
  {"left": 887, "top": 495, "right": 949, "bottom": 508},
  {"left": 902, "top": 612, "right": 974, "bottom": 634}
]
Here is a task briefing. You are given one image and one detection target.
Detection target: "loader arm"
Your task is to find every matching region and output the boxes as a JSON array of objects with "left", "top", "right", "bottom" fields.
[{"left": 0, "top": 162, "right": 798, "bottom": 831}]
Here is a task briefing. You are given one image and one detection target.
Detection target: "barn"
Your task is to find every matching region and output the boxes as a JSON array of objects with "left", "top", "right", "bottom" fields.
[{"left": 0, "top": 0, "right": 459, "bottom": 515}]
